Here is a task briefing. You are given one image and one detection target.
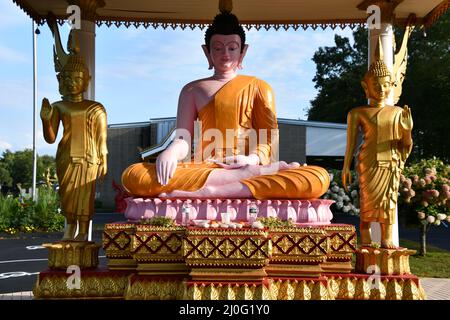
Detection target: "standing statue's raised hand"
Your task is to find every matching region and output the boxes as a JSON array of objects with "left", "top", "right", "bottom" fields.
[
  {"left": 40, "top": 98, "right": 53, "bottom": 121},
  {"left": 400, "top": 105, "right": 413, "bottom": 131}
]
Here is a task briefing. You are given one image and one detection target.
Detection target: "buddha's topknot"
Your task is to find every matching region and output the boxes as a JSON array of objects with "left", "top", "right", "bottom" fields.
[
  {"left": 204, "top": 12, "right": 246, "bottom": 52},
  {"left": 367, "top": 59, "right": 391, "bottom": 78}
]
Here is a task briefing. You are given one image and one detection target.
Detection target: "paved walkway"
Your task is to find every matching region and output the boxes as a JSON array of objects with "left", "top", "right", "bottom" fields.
[
  {"left": 1, "top": 278, "right": 449, "bottom": 300},
  {"left": 421, "top": 278, "right": 450, "bottom": 300},
  {"left": 0, "top": 291, "right": 33, "bottom": 300}
]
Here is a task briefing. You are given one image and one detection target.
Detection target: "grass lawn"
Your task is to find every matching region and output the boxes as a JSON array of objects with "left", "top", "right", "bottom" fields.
[{"left": 399, "top": 239, "right": 450, "bottom": 278}]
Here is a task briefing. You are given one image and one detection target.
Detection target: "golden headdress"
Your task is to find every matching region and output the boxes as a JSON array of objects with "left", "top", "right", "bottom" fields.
[{"left": 365, "top": 38, "right": 392, "bottom": 79}]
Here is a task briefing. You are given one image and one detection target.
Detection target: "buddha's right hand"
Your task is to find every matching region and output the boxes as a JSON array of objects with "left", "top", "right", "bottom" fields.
[
  {"left": 211, "top": 154, "right": 260, "bottom": 169},
  {"left": 40, "top": 98, "right": 53, "bottom": 121},
  {"left": 156, "top": 150, "right": 178, "bottom": 186}
]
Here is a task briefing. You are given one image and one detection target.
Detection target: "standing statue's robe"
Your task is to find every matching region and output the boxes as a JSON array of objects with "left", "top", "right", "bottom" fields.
[
  {"left": 122, "top": 75, "right": 329, "bottom": 199},
  {"left": 44, "top": 101, "right": 108, "bottom": 222},
  {"left": 352, "top": 105, "right": 412, "bottom": 224}
]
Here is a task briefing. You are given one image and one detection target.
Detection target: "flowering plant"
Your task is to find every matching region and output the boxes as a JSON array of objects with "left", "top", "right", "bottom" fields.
[
  {"left": 322, "top": 169, "right": 360, "bottom": 215},
  {"left": 398, "top": 157, "right": 450, "bottom": 255},
  {"left": 399, "top": 158, "right": 450, "bottom": 226}
]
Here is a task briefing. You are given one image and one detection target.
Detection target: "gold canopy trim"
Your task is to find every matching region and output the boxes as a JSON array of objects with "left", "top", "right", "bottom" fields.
[{"left": 12, "top": 0, "right": 449, "bottom": 31}]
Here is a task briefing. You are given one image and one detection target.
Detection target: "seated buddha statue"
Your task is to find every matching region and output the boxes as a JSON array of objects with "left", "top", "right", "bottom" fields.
[{"left": 122, "top": 12, "right": 330, "bottom": 200}]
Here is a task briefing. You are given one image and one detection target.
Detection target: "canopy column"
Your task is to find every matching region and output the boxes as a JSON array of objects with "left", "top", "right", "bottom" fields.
[
  {"left": 68, "top": 0, "right": 105, "bottom": 100},
  {"left": 361, "top": 0, "right": 402, "bottom": 247},
  {"left": 78, "top": 20, "right": 96, "bottom": 100},
  {"left": 67, "top": 0, "right": 105, "bottom": 240}
]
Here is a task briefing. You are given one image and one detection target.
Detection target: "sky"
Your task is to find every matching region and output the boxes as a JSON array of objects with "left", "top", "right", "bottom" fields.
[{"left": 0, "top": 1, "right": 353, "bottom": 157}]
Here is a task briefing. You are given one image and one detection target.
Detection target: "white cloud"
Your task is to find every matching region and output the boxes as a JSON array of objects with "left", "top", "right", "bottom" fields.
[
  {"left": 0, "top": 139, "right": 12, "bottom": 150},
  {"left": 0, "top": 46, "right": 29, "bottom": 64},
  {"left": 97, "top": 28, "right": 207, "bottom": 82}
]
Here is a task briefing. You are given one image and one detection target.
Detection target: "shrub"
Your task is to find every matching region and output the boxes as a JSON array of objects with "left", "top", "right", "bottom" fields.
[
  {"left": 398, "top": 157, "right": 450, "bottom": 255},
  {"left": 139, "top": 216, "right": 175, "bottom": 227},
  {"left": 0, "top": 187, "right": 64, "bottom": 234},
  {"left": 0, "top": 195, "right": 21, "bottom": 232},
  {"left": 323, "top": 169, "right": 360, "bottom": 216}
]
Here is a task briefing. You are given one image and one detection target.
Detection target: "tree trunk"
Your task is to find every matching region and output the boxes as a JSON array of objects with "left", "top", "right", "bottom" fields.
[{"left": 419, "top": 224, "right": 428, "bottom": 256}]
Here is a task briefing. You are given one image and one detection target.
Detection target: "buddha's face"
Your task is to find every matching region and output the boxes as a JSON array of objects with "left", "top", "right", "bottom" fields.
[
  {"left": 209, "top": 34, "right": 242, "bottom": 73},
  {"left": 62, "top": 70, "right": 86, "bottom": 95},
  {"left": 364, "top": 75, "right": 392, "bottom": 102}
]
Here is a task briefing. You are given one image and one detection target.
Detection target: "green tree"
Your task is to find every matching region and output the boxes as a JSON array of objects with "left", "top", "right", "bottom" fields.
[
  {"left": 0, "top": 150, "right": 56, "bottom": 189},
  {"left": 307, "top": 28, "right": 367, "bottom": 123},
  {"left": 307, "top": 11, "right": 450, "bottom": 162},
  {"left": 399, "top": 14, "right": 450, "bottom": 162},
  {"left": 6, "top": 149, "right": 33, "bottom": 189},
  {"left": 0, "top": 162, "right": 12, "bottom": 186}
]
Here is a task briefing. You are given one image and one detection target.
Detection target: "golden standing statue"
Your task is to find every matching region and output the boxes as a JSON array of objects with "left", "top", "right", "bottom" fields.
[
  {"left": 343, "top": 46, "right": 413, "bottom": 249},
  {"left": 41, "top": 25, "right": 108, "bottom": 242}
]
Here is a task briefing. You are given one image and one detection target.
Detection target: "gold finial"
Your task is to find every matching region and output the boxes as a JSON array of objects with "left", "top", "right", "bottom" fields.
[
  {"left": 374, "top": 37, "right": 384, "bottom": 61},
  {"left": 367, "top": 38, "right": 390, "bottom": 78},
  {"left": 219, "top": 0, "right": 233, "bottom": 13}
]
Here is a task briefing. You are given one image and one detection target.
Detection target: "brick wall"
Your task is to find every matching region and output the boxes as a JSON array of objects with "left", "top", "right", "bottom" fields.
[
  {"left": 278, "top": 123, "right": 306, "bottom": 164},
  {"left": 96, "top": 125, "right": 151, "bottom": 210}
]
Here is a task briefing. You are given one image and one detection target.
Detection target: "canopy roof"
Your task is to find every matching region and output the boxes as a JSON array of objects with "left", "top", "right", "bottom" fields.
[{"left": 12, "top": 0, "right": 450, "bottom": 30}]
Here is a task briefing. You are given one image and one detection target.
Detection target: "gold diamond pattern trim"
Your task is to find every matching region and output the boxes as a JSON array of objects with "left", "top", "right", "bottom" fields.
[
  {"left": 147, "top": 235, "right": 162, "bottom": 252},
  {"left": 219, "top": 239, "right": 235, "bottom": 257},
  {"left": 115, "top": 232, "right": 131, "bottom": 250},
  {"left": 298, "top": 237, "right": 315, "bottom": 254},
  {"left": 166, "top": 235, "right": 182, "bottom": 252},
  {"left": 197, "top": 239, "right": 215, "bottom": 258},
  {"left": 276, "top": 235, "right": 294, "bottom": 254},
  {"left": 330, "top": 234, "right": 344, "bottom": 251},
  {"left": 239, "top": 240, "right": 257, "bottom": 258}
]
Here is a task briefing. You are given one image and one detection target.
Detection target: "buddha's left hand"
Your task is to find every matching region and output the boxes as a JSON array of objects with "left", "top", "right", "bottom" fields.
[
  {"left": 211, "top": 154, "right": 259, "bottom": 169},
  {"left": 400, "top": 105, "right": 413, "bottom": 131}
]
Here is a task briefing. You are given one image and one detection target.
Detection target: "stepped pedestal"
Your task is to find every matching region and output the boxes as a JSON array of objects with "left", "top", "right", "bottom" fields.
[{"left": 33, "top": 197, "right": 425, "bottom": 300}]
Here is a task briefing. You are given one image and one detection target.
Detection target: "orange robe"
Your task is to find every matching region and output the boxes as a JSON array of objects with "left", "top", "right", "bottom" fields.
[{"left": 122, "top": 75, "right": 329, "bottom": 199}]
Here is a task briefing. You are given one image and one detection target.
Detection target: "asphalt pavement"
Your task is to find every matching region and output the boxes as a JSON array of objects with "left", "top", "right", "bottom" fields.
[{"left": 0, "top": 212, "right": 126, "bottom": 294}]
